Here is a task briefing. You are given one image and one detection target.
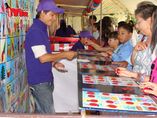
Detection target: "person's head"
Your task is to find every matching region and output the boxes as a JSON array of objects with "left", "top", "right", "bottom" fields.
[
  {"left": 108, "top": 31, "right": 119, "bottom": 49},
  {"left": 60, "top": 19, "right": 66, "bottom": 29},
  {"left": 118, "top": 23, "right": 133, "bottom": 43},
  {"left": 118, "top": 21, "right": 126, "bottom": 29},
  {"left": 92, "top": 23, "right": 99, "bottom": 32},
  {"left": 135, "top": 3, "right": 156, "bottom": 36},
  {"left": 67, "top": 25, "right": 72, "bottom": 29},
  {"left": 151, "top": 6, "right": 157, "bottom": 52},
  {"left": 36, "top": 0, "right": 64, "bottom": 26},
  {"left": 128, "top": 20, "right": 135, "bottom": 28},
  {"left": 137, "top": 1, "right": 154, "bottom": 8},
  {"left": 79, "top": 30, "right": 93, "bottom": 45},
  {"left": 102, "top": 16, "right": 113, "bottom": 27},
  {"left": 89, "top": 15, "right": 97, "bottom": 25}
]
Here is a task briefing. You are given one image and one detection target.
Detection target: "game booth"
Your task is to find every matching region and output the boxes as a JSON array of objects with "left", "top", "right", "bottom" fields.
[
  {"left": 0, "top": 0, "right": 157, "bottom": 118},
  {"left": 50, "top": 36, "right": 157, "bottom": 117}
]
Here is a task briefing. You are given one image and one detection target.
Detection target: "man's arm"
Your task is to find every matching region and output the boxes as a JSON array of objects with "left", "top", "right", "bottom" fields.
[{"left": 39, "top": 51, "right": 76, "bottom": 63}]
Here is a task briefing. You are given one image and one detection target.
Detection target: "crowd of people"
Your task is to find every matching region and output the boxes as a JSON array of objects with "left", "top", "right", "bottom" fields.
[{"left": 25, "top": 0, "right": 157, "bottom": 114}]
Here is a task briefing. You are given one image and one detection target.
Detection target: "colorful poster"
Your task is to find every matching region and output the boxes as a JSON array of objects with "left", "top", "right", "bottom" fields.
[
  {"left": 0, "top": 63, "right": 6, "bottom": 81},
  {"left": 0, "top": 39, "right": 7, "bottom": 63},
  {"left": 5, "top": 82, "right": 11, "bottom": 111},
  {"left": 2, "top": 14, "right": 7, "bottom": 38},
  {"left": 10, "top": 78, "right": 19, "bottom": 104},
  {"left": 82, "top": 75, "right": 138, "bottom": 87},
  {"left": 82, "top": 90, "right": 157, "bottom": 114},
  {"left": 0, "top": 87, "right": 6, "bottom": 112},
  {"left": 11, "top": 0, "right": 16, "bottom": 8},
  {"left": 0, "top": 13, "right": 3, "bottom": 38},
  {"left": 14, "top": 36, "right": 18, "bottom": 57},
  {"left": 6, "top": 36, "right": 11, "bottom": 61},
  {"left": 10, "top": 37, "right": 15, "bottom": 59},
  {"left": 14, "top": 57, "right": 19, "bottom": 78}
]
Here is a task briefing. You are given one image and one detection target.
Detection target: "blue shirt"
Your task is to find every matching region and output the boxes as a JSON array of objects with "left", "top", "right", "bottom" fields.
[
  {"left": 25, "top": 19, "right": 53, "bottom": 85},
  {"left": 71, "top": 40, "right": 85, "bottom": 51},
  {"left": 112, "top": 40, "right": 133, "bottom": 69}
]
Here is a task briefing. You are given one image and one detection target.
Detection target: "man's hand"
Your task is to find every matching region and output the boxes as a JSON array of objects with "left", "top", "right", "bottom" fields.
[
  {"left": 64, "top": 51, "right": 77, "bottom": 60},
  {"left": 53, "top": 62, "right": 68, "bottom": 72}
]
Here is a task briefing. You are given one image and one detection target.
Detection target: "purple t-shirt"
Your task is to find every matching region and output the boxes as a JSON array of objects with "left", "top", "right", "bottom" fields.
[{"left": 25, "top": 19, "right": 53, "bottom": 85}]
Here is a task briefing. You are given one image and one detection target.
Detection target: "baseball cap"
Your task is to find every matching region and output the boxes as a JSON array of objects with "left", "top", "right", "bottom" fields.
[
  {"left": 37, "top": 0, "right": 64, "bottom": 14},
  {"left": 79, "top": 30, "right": 93, "bottom": 39}
]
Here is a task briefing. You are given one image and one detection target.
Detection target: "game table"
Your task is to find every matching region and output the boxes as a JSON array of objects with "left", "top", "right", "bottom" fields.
[{"left": 77, "top": 50, "right": 157, "bottom": 115}]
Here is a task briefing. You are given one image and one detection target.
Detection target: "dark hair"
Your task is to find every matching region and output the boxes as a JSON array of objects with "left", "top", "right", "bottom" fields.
[
  {"left": 60, "top": 19, "right": 67, "bottom": 31},
  {"left": 137, "top": 1, "right": 154, "bottom": 8},
  {"left": 128, "top": 20, "right": 135, "bottom": 27},
  {"left": 89, "top": 15, "right": 97, "bottom": 21},
  {"left": 118, "top": 22, "right": 133, "bottom": 33},
  {"left": 108, "top": 31, "right": 118, "bottom": 39},
  {"left": 93, "top": 23, "right": 100, "bottom": 30},
  {"left": 135, "top": 4, "right": 156, "bottom": 20},
  {"left": 101, "top": 16, "right": 113, "bottom": 44},
  {"left": 102, "top": 16, "right": 112, "bottom": 26},
  {"left": 151, "top": 6, "right": 157, "bottom": 52},
  {"left": 36, "top": 10, "right": 50, "bottom": 19},
  {"left": 118, "top": 21, "right": 126, "bottom": 29}
]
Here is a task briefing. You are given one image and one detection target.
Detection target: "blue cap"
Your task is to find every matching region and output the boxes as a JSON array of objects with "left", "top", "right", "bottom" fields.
[
  {"left": 79, "top": 30, "right": 93, "bottom": 39},
  {"left": 37, "top": 0, "right": 64, "bottom": 14}
]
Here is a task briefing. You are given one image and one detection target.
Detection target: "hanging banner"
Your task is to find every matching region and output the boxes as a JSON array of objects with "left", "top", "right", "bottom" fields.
[{"left": 84, "top": 0, "right": 102, "bottom": 14}]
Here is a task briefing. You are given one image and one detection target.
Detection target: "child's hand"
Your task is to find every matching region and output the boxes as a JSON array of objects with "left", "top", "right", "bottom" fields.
[
  {"left": 112, "top": 61, "right": 128, "bottom": 68},
  {"left": 134, "top": 41, "right": 148, "bottom": 51},
  {"left": 115, "top": 67, "right": 133, "bottom": 78},
  {"left": 85, "top": 40, "right": 95, "bottom": 46},
  {"left": 140, "top": 82, "right": 157, "bottom": 96},
  {"left": 100, "top": 52, "right": 109, "bottom": 57}
]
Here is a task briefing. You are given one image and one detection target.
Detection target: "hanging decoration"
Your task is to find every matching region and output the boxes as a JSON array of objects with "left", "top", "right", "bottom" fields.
[{"left": 83, "top": 0, "right": 102, "bottom": 15}]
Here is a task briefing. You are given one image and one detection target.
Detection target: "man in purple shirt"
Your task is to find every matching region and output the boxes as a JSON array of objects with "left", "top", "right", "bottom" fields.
[{"left": 25, "top": 0, "right": 76, "bottom": 113}]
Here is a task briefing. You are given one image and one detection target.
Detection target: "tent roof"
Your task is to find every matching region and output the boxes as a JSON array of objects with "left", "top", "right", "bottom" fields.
[
  {"left": 54, "top": 0, "right": 157, "bottom": 16},
  {"left": 93, "top": 0, "right": 157, "bottom": 15},
  {"left": 55, "top": 0, "right": 91, "bottom": 15}
]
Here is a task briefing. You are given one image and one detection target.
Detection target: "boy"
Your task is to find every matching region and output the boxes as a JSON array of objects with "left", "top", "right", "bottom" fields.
[{"left": 71, "top": 30, "right": 93, "bottom": 51}]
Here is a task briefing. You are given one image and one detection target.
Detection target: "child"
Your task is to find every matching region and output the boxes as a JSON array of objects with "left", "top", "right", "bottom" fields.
[
  {"left": 85, "top": 32, "right": 116, "bottom": 52},
  {"left": 100, "top": 31, "right": 119, "bottom": 57},
  {"left": 92, "top": 23, "right": 100, "bottom": 40},
  {"left": 111, "top": 23, "right": 133, "bottom": 69},
  {"left": 71, "top": 30, "right": 93, "bottom": 51}
]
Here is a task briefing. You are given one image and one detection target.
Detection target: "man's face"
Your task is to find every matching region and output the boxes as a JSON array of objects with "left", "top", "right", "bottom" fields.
[{"left": 42, "top": 11, "right": 57, "bottom": 26}]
